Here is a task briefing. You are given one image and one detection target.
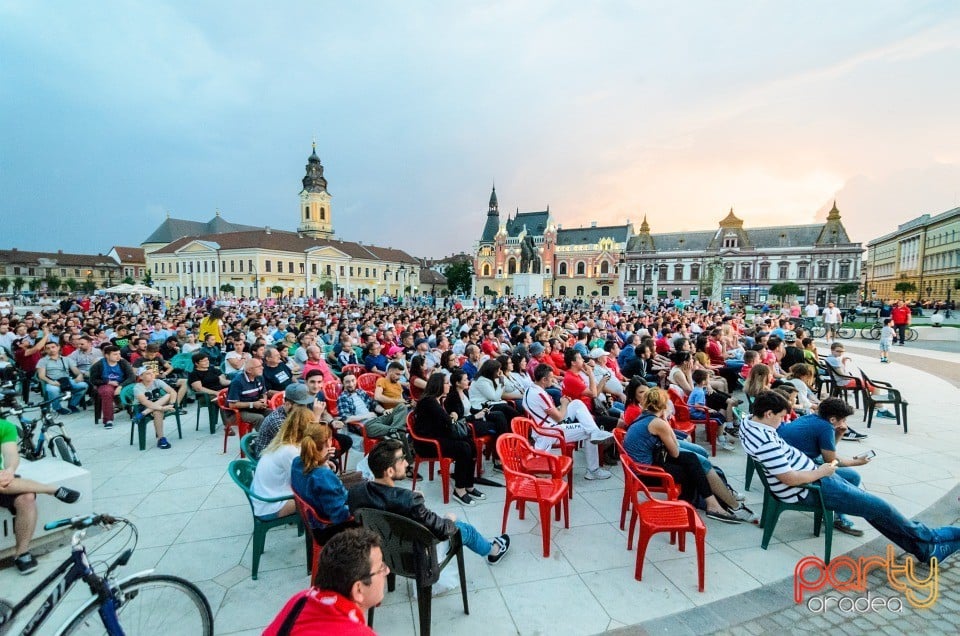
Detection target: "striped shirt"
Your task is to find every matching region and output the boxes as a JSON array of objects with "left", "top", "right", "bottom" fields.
[{"left": 739, "top": 416, "right": 816, "bottom": 504}]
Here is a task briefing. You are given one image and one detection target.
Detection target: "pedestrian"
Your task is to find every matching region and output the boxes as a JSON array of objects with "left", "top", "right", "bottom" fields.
[{"left": 879, "top": 318, "right": 895, "bottom": 363}]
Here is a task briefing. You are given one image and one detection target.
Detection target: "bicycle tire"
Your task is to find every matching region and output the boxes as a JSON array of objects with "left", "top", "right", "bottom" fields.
[
  {"left": 908, "top": 328, "right": 919, "bottom": 341},
  {"left": 869, "top": 326, "right": 882, "bottom": 340},
  {"left": 837, "top": 326, "right": 856, "bottom": 339},
  {"left": 58, "top": 574, "right": 213, "bottom": 636},
  {"left": 810, "top": 325, "right": 826, "bottom": 338},
  {"left": 52, "top": 436, "right": 82, "bottom": 467}
]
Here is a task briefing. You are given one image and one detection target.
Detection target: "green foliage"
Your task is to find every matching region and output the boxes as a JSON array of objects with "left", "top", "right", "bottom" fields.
[
  {"left": 28, "top": 279, "right": 42, "bottom": 292},
  {"left": 45, "top": 275, "right": 62, "bottom": 293},
  {"left": 0, "top": 277, "right": 10, "bottom": 293},
  {"left": 318, "top": 280, "right": 333, "bottom": 298},
  {"left": 768, "top": 282, "right": 802, "bottom": 300},
  {"left": 671, "top": 288, "right": 682, "bottom": 298},
  {"left": 893, "top": 281, "right": 917, "bottom": 299},
  {"left": 142, "top": 271, "right": 154, "bottom": 287},
  {"left": 270, "top": 285, "right": 284, "bottom": 298},
  {"left": 444, "top": 260, "right": 473, "bottom": 294},
  {"left": 953, "top": 278, "right": 960, "bottom": 291},
  {"left": 219, "top": 283, "right": 236, "bottom": 295},
  {"left": 832, "top": 282, "right": 859, "bottom": 297},
  {"left": 64, "top": 278, "right": 78, "bottom": 292},
  {"left": 12, "top": 276, "right": 26, "bottom": 292},
  {"left": 81, "top": 279, "right": 97, "bottom": 294},
  {"left": 122, "top": 277, "right": 136, "bottom": 285}
]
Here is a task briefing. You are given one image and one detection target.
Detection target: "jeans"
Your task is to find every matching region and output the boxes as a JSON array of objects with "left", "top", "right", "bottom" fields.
[
  {"left": 679, "top": 440, "right": 711, "bottom": 473},
  {"left": 809, "top": 475, "right": 960, "bottom": 561},
  {"left": 45, "top": 380, "right": 88, "bottom": 410},
  {"left": 455, "top": 520, "right": 492, "bottom": 557},
  {"left": 895, "top": 324, "right": 907, "bottom": 345}
]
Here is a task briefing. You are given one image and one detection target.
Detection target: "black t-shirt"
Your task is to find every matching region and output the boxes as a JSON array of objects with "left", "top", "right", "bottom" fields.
[
  {"left": 781, "top": 346, "right": 806, "bottom": 371},
  {"left": 188, "top": 367, "right": 223, "bottom": 392},
  {"left": 262, "top": 363, "right": 293, "bottom": 391}
]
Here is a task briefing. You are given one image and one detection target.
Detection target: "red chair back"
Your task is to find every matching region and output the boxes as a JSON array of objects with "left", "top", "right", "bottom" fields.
[
  {"left": 511, "top": 416, "right": 534, "bottom": 440},
  {"left": 405, "top": 411, "right": 452, "bottom": 503},
  {"left": 358, "top": 374, "right": 378, "bottom": 398},
  {"left": 612, "top": 428, "right": 680, "bottom": 500},
  {"left": 268, "top": 392, "right": 285, "bottom": 410},
  {"left": 322, "top": 381, "right": 343, "bottom": 416},
  {"left": 341, "top": 364, "right": 366, "bottom": 378}
]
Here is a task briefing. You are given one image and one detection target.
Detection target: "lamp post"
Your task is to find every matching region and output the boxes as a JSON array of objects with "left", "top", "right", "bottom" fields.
[
  {"left": 384, "top": 266, "right": 392, "bottom": 302},
  {"left": 397, "top": 265, "right": 407, "bottom": 304}
]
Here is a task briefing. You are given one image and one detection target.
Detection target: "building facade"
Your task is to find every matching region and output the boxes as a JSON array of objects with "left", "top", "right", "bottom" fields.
[
  {"left": 864, "top": 206, "right": 960, "bottom": 304},
  {"left": 145, "top": 147, "right": 421, "bottom": 300},
  {"left": 0, "top": 249, "right": 121, "bottom": 294},
  {"left": 107, "top": 246, "right": 147, "bottom": 282},
  {"left": 623, "top": 205, "right": 863, "bottom": 305}
]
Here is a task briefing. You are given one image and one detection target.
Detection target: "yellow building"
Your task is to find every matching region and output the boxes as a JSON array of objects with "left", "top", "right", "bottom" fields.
[
  {"left": 864, "top": 206, "right": 960, "bottom": 304},
  {"left": 144, "top": 147, "right": 420, "bottom": 300}
]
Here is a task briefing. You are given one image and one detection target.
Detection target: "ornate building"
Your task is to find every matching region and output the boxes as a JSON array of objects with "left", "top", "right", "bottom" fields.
[
  {"left": 623, "top": 204, "right": 863, "bottom": 305},
  {"left": 145, "top": 147, "right": 419, "bottom": 300},
  {"left": 864, "top": 206, "right": 960, "bottom": 304}
]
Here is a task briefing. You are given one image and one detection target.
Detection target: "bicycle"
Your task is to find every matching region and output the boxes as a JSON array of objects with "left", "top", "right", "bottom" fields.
[
  {"left": 836, "top": 325, "right": 856, "bottom": 340},
  {"left": 800, "top": 317, "right": 826, "bottom": 338},
  {"left": 0, "top": 384, "right": 81, "bottom": 467},
  {"left": 0, "top": 514, "right": 213, "bottom": 635},
  {"left": 859, "top": 322, "right": 918, "bottom": 341}
]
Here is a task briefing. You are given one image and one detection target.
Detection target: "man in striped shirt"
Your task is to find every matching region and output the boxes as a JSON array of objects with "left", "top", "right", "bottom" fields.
[{"left": 741, "top": 390, "right": 960, "bottom": 564}]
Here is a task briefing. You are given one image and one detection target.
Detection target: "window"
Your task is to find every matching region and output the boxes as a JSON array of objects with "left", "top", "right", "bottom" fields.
[
  {"left": 741, "top": 264, "right": 751, "bottom": 279},
  {"left": 188, "top": 262, "right": 193, "bottom": 274},
  {"left": 674, "top": 264, "right": 684, "bottom": 280},
  {"left": 723, "top": 234, "right": 738, "bottom": 248},
  {"left": 838, "top": 263, "right": 849, "bottom": 279},
  {"left": 576, "top": 262, "right": 585, "bottom": 275},
  {"left": 221, "top": 261, "right": 226, "bottom": 271},
  {"left": 365, "top": 268, "right": 370, "bottom": 277},
  {"left": 289, "top": 262, "right": 294, "bottom": 274},
  {"left": 176, "top": 263, "right": 180, "bottom": 273},
  {"left": 558, "top": 262, "right": 568, "bottom": 276},
  {"left": 339, "top": 266, "right": 344, "bottom": 276},
  {"left": 326, "top": 264, "right": 332, "bottom": 276},
  {"left": 265, "top": 261, "right": 272, "bottom": 273},
  {"left": 601, "top": 285, "right": 610, "bottom": 296},
  {"left": 160, "top": 263, "right": 164, "bottom": 274},
  {"left": 558, "top": 285, "right": 567, "bottom": 296},
  {"left": 576, "top": 286, "right": 585, "bottom": 296},
  {"left": 690, "top": 264, "right": 700, "bottom": 280},
  {"left": 299, "top": 263, "right": 305, "bottom": 274},
  {"left": 658, "top": 265, "right": 668, "bottom": 280},
  {"left": 600, "top": 261, "right": 609, "bottom": 274},
  {"left": 311, "top": 263, "right": 317, "bottom": 275},
  {"left": 759, "top": 264, "right": 769, "bottom": 279},
  {"left": 372, "top": 268, "right": 377, "bottom": 277},
  {"left": 60, "top": 268, "right": 66, "bottom": 276},
  {"left": 818, "top": 264, "right": 829, "bottom": 279},
  {"left": 74, "top": 268, "right": 80, "bottom": 276},
  {"left": 349, "top": 267, "right": 354, "bottom": 276},
  {"left": 778, "top": 263, "right": 789, "bottom": 279},
  {"left": 798, "top": 264, "right": 808, "bottom": 279},
  {"left": 305, "top": 205, "right": 311, "bottom": 220},
  {"left": 724, "top": 266, "right": 733, "bottom": 281},
  {"left": 507, "top": 258, "right": 517, "bottom": 275},
  {"left": 13, "top": 267, "right": 20, "bottom": 275},
  {"left": 230, "top": 261, "right": 235, "bottom": 273},
  {"left": 203, "top": 261, "right": 208, "bottom": 273},
  {"left": 320, "top": 207, "right": 326, "bottom": 220},
  {"left": 482, "top": 263, "right": 491, "bottom": 276}
]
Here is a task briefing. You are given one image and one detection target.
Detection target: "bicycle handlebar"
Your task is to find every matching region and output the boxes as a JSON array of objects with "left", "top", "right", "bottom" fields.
[{"left": 44, "top": 514, "right": 118, "bottom": 531}]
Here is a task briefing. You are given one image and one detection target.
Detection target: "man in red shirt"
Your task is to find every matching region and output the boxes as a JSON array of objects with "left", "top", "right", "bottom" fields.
[
  {"left": 264, "top": 528, "right": 384, "bottom": 635},
  {"left": 890, "top": 301, "right": 911, "bottom": 346}
]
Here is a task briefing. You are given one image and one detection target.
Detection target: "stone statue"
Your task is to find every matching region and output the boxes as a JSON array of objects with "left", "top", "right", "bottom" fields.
[{"left": 520, "top": 235, "right": 540, "bottom": 274}]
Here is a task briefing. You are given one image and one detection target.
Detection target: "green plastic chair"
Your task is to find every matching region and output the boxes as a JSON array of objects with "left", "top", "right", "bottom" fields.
[
  {"left": 194, "top": 391, "right": 219, "bottom": 434},
  {"left": 227, "top": 459, "right": 303, "bottom": 580},
  {"left": 240, "top": 432, "right": 260, "bottom": 464},
  {"left": 169, "top": 352, "right": 195, "bottom": 374},
  {"left": 751, "top": 457, "right": 835, "bottom": 563},
  {"left": 119, "top": 384, "right": 183, "bottom": 451}
]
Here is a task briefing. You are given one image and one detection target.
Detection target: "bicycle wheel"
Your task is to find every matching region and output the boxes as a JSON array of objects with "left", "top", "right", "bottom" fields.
[
  {"left": 59, "top": 574, "right": 213, "bottom": 636},
  {"left": 810, "top": 325, "right": 826, "bottom": 338},
  {"left": 908, "top": 328, "right": 919, "bottom": 341},
  {"left": 837, "top": 326, "right": 856, "bottom": 339},
  {"left": 868, "top": 326, "right": 882, "bottom": 340},
  {"left": 52, "top": 436, "right": 82, "bottom": 466}
]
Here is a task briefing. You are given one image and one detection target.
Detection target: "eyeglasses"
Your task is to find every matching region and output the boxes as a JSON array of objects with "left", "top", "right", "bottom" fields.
[{"left": 363, "top": 562, "right": 390, "bottom": 582}]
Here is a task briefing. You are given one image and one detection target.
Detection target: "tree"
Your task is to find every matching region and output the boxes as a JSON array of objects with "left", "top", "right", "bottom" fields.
[
  {"left": 12, "top": 276, "right": 25, "bottom": 292},
  {"left": 671, "top": 289, "right": 682, "bottom": 299},
  {"left": 768, "top": 282, "right": 803, "bottom": 301},
  {"left": 270, "top": 285, "right": 284, "bottom": 299},
  {"left": 45, "top": 275, "right": 62, "bottom": 294},
  {"left": 122, "top": 277, "right": 136, "bottom": 285},
  {"left": 28, "top": 279, "right": 42, "bottom": 292},
  {"left": 893, "top": 281, "right": 916, "bottom": 300},
  {"left": 318, "top": 280, "right": 333, "bottom": 299},
  {"left": 219, "top": 283, "right": 236, "bottom": 296},
  {"left": 444, "top": 261, "right": 473, "bottom": 295},
  {"left": 81, "top": 279, "right": 97, "bottom": 294},
  {"left": 142, "top": 271, "right": 154, "bottom": 287},
  {"left": 65, "top": 278, "right": 78, "bottom": 292},
  {"left": 0, "top": 277, "right": 9, "bottom": 293},
  {"left": 833, "top": 282, "right": 859, "bottom": 300}
]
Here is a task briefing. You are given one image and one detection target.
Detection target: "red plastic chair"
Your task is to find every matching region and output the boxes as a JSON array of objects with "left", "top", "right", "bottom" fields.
[
  {"left": 358, "top": 374, "right": 378, "bottom": 398},
  {"left": 510, "top": 417, "right": 574, "bottom": 497},
  {"left": 216, "top": 389, "right": 252, "bottom": 456},
  {"left": 612, "top": 428, "right": 680, "bottom": 540},
  {"left": 497, "top": 433, "right": 569, "bottom": 558},
  {"left": 623, "top": 459, "right": 706, "bottom": 592},
  {"left": 406, "top": 412, "right": 453, "bottom": 504},
  {"left": 667, "top": 386, "right": 718, "bottom": 456},
  {"left": 322, "top": 380, "right": 343, "bottom": 416},
  {"left": 292, "top": 492, "right": 327, "bottom": 582},
  {"left": 340, "top": 364, "right": 367, "bottom": 378},
  {"left": 267, "top": 391, "right": 285, "bottom": 410}
]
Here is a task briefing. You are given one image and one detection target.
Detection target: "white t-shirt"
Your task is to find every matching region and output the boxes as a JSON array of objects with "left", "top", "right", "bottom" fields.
[
  {"left": 804, "top": 303, "right": 819, "bottom": 318},
  {"left": 250, "top": 444, "right": 299, "bottom": 517},
  {"left": 822, "top": 307, "right": 841, "bottom": 324}
]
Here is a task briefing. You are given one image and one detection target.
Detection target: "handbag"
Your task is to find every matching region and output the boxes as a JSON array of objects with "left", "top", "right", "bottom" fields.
[{"left": 450, "top": 417, "right": 471, "bottom": 440}]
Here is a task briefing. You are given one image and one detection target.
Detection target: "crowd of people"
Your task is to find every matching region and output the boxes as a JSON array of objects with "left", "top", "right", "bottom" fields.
[{"left": 1, "top": 290, "right": 957, "bottom": 633}]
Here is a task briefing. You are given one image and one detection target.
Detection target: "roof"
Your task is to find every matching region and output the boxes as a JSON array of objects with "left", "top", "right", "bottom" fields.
[
  {"left": 626, "top": 222, "right": 856, "bottom": 252},
  {"left": 149, "top": 229, "right": 418, "bottom": 264},
  {"left": 142, "top": 215, "right": 262, "bottom": 245},
  {"left": 418, "top": 268, "right": 447, "bottom": 285},
  {"left": 556, "top": 225, "right": 630, "bottom": 245},
  {"left": 505, "top": 211, "right": 550, "bottom": 237},
  {"left": 866, "top": 206, "right": 960, "bottom": 246},
  {"left": 480, "top": 215, "right": 500, "bottom": 243},
  {"left": 110, "top": 246, "right": 146, "bottom": 263},
  {"left": 0, "top": 249, "right": 121, "bottom": 268}
]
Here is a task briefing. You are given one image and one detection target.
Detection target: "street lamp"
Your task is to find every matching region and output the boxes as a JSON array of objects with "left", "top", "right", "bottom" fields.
[
  {"left": 398, "top": 265, "right": 407, "bottom": 304},
  {"left": 384, "top": 266, "right": 392, "bottom": 300}
]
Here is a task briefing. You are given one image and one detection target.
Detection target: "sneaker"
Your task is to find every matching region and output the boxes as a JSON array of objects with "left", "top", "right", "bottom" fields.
[
  {"left": 724, "top": 425, "right": 740, "bottom": 438},
  {"left": 54, "top": 487, "right": 81, "bottom": 503},
  {"left": 729, "top": 504, "right": 759, "bottom": 524},
  {"left": 875, "top": 410, "right": 897, "bottom": 419},
  {"left": 728, "top": 485, "right": 746, "bottom": 502},
  {"left": 585, "top": 468, "right": 613, "bottom": 480},
  {"left": 69, "top": 405, "right": 81, "bottom": 414},
  {"left": 842, "top": 429, "right": 867, "bottom": 441},
  {"left": 706, "top": 509, "right": 743, "bottom": 524},
  {"left": 928, "top": 541, "right": 960, "bottom": 564},
  {"left": 492, "top": 460, "right": 503, "bottom": 473},
  {"left": 157, "top": 437, "right": 171, "bottom": 450},
  {"left": 14, "top": 552, "right": 38, "bottom": 575},
  {"left": 487, "top": 534, "right": 511, "bottom": 564},
  {"left": 103, "top": 421, "right": 114, "bottom": 429},
  {"left": 719, "top": 439, "right": 737, "bottom": 452},
  {"left": 589, "top": 430, "right": 615, "bottom": 445},
  {"left": 833, "top": 518, "right": 865, "bottom": 537},
  {"left": 467, "top": 488, "right": 487, "bottom": 501},
  {"left": 452, "top": 490, "right": 477, "bottom": 506},
  {"left": 56, "top": 408, "right": 71, "bottom": 416}
]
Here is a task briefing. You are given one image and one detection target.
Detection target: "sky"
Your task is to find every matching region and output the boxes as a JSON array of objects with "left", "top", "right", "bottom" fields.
[{"left": 2, "top": 1, "right": 959, "bottom": 259}]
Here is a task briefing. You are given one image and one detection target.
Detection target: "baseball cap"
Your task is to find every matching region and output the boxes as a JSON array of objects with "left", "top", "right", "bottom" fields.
[
  {"left": 783, "top": 332, "right": 797, "bottom": 343},
  {"left": 284, "top": 383, "right": 315, "bottom": 405},
  {"left": 589, "top": 347, "right": 607, "bottom": 359},
  {"left": 414, "top": 338, "right": 429, "bottom": 348},
  {"left": 136, "top": 367, "right": 153, "bottom": 377},
  {"left": 529, "top": 342, "right": 545, "bottom": 355},
  {"left": 386, "top": 345, "right": 403, "bottom": 357}
]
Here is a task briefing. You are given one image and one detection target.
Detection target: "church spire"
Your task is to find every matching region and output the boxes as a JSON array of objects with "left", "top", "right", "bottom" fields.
[
  {"left": 302, "top": 144, "right": 327, "bottom": 193},
  {"left": 488, "top": 184, "right": 499, "bottom": 215}
]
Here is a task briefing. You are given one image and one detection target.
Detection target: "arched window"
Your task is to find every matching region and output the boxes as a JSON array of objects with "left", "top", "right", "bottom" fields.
[
  {"left": 690, "top": 264, "right": 700, "bottom": 280},
  {"left": 576, "top": 285, "right": 585, "bottom": 296},
  {"left": 305, "top": 206, "right": 311, "bottom": 220},
  {"left": 558, "top": 262, "right": 568, "bottom": 276},
  {"left": 320, "top": 207, "right": 326, "bottom": 220},
  {"left": 508, "top": 258, "right": 517, "bottom": 275},
  {"left": 558, "top": 285, "right": 567, "bottom": 296},
  {"left": 601, "top": 285, "right": 610, "bottom": 296},
  {"left": 576, "top": 261, "right": 585, "bottom": 276},
  {"left": 600, "top": 261, "right": 609, "bottom": 274},
  {"left": 482, "top": 263, "right": 491, "bottom": 277}
]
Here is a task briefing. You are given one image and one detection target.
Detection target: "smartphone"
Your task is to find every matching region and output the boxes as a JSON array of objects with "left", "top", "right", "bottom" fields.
[{"left": 854, "top": 449, "right": 876, "bottom": 460}]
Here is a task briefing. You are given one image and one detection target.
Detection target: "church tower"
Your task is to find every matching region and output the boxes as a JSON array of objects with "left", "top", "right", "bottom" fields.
[{"left": 298, "top": 143, "right": 334, "bottom": 239}]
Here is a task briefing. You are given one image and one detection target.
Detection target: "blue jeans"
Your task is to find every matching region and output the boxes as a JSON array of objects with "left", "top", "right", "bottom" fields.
[
  {"left": 45, "top": 380, "right": 88, "bottom": 410},
  {"left": 808, "top": 475, "right": 960, "bottom": 561},
  {"left": 455, "top": 520, "right": 492, "bottom": 557},
  {"left": 679, "top": 440, "right": 711, "bottom": 474},
  {"left": 814, "top": 459, "right": 861, "bottom": 527}
]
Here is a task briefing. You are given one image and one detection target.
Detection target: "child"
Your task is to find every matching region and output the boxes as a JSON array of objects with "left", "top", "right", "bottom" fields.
[
  {"left": 688, "top": 369, "right": 736, "bottom": 451},
  {"left": 801, "top": 337, "right": 818, "bottom": 365},
  {"left": 879, "top": 318, "right": 895, "bottom": 363},
  {"left": 739, "top": 350, "right": 759, "bottom": 380}
]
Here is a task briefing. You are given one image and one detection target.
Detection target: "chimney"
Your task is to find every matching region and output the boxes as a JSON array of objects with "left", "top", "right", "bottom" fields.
[
  {"left": 590, "top": 221, "right": 597, "bottom": 228},
  {"left": 265, "top": 227, "right": 271, "bottom": 234},
  {"left": 58, "top": 249, "right": 63, "bottom": 254}
]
